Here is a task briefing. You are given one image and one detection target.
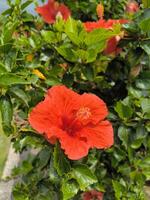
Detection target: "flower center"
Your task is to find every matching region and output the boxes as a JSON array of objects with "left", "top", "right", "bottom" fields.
[{"left": 76, "top": 107, "right": 91, "bottom": 121}]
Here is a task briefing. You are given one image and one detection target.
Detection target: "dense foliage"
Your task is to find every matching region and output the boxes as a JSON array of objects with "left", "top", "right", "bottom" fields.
[{"left": 0, "top": 0, "right": 150, "bottom": 199}]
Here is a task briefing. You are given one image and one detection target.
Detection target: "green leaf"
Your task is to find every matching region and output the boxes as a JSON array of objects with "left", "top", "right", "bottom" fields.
[
  {"left": 139, "top": 18, "right": 150, "bottom": 33},
  {"left": 41, "top": 30, "right": 58, "bottom": 44},
  {"left": 128, "top": 49, "right": 143, "bottom": 67},
  {"left": 56, "top": 45, "right": 77, "bottom": 62},
  {"left": 136, "top": 126, "right": 148, "bottom": 139},
  {"left": 71, "top": 164, "right": 97, "bottom": 190},
  {"left": 82, "top": 66, "right": 94, "bottom": 81},
  {"left": 0, "top": 62, "right": 8, "bottom": 74},
  {"left": 61, "top": 179, "right": 79, "bottom": 200},
  {"left": 12, "top": 160, "right": 33, "bottom": 176},
  {"left": 112, "top": 148, "right": 126, "bottom": 166},
  {"left": 142, "top": 0, "right": 150, "bottom": 8},
  {"left": 141, "top": 41, "right": 150, "bottom": 55},
  {"left": 49, "top": 158, "right": 60, "bottom": 184},
  {"left": 20, "top": 136, "right": 44, "bottom": 149},
  {"left": 115, "top": 101, "right": 133, "bottom": 120},
  {"left": 85, "top": 28, "right": 115, "bottom": 46},
  {"left": 45, "top": 76, "right": 61, "bottom": 86},
  {"left": 0, "top": 74, "right": 37, "bottom": 86},
  {"left": 64, "top": 17, "right": 85, "bottom": 46},
  {"left": 140, "top": 98, "right": 150, "bottom": 114},
  {"left": 131, "top": 139, "right": 143, "bottom": 149},
  {"left": 35, "top": 147, "right": 51, "bottom": 169},
  {"left": 13, "top": 188, "right": 29, "bottom": 200},
  {"left": 136, "top": 79, "right": 150, "bottom": 90},
  {"left": 118, "top": 126, "right": 129, "bottom": 149},
  {"left": 86, "top": 49, "right": 98, "bottom": 63},
  {"left": 53, "top": 143, "right": 71, "bottom": 176},
  {"left": 112, "top": 180, "right": 124, "bottom": 200},
  {"left": 0, "top": 95, "right": 13, "bottom": 136},
  {"left": 21, "top": 0, "right": 33, "bottom": 10},
  {"left": 9, "top": 87, "right": 29, "bottom": 106}
]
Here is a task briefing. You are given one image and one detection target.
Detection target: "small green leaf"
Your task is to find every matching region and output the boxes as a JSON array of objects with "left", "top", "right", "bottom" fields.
[
  {"left": 131, "top": 139, "right": 143, "bottom": 149},
  {"left": 41, "top": 30, "right": 58, "bottom": 44},
  {"left": 140, "top": 98, "right": 150, "bottom": 114},
  {"left": 115, "top": 101, "right": 133, "bottom": 120},
  {"left": 118, "top": 126, "right": 129, "bottom": 149},
  {"left": 82, "top": 66, "right": 94, "bottom": 81},
  {"left": 21, "top": 0, "right": 33, "bottom": 10},
  {"left": 53, "top": 143, "right": 70, "bottom": 176},
  {"left": 139, "top": 18, "right": 150, "bottom": 32},
  {"left": 136, "top": 79, "right": 150, "bottom": 90},
  {"left": 71, "top": 164, "right": 97, "bottom": 190},
  {"left": 12, "top": 160, "right": 33, "bottom": 176},
  {"left": 35, "top": 147, "right": 51, "bottom": 169},
  {"left": 64, "top": 17, "right": 84, "bottom": 46},
  {"left": 0, "top": 95, "right": 13, "bottom": 136},
  {"left": 61, "top": 179, "right": 79, "bottom": 200},
  {"left": 9, "top": 87, "right": 29, "bottom": 106},
  {"left": 112, "top": 180, "right": 125, "bottom": 200},
  {"left": 49, "top": 158, "right": 60, "bottom": 184},
  {"left": 56, "top": 45, "right": 77, "bottom": 62}
]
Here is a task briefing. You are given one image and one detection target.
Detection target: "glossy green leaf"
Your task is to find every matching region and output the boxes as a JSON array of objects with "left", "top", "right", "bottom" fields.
[
  {"left": 56, "top": 46, "right": 77, "bottom": 62},
  {"left": 61, "top": 179, "right": 79, "bottom": 200},
  {"left": 35, "top": 147, "right": 51, "bottom": 169},
  {"left": 71, "top": 164, "right": 97, "bottom": 190},
  {"left": 0, "top": 74, "right": 37, "bottom": 86},
  {"left": 64, "top": 17, "right": 85, "bottom": 46},
  {"left": 53, "top": 143, "right": 70, "bottom": 176},
  {"left": 131, "top": 139, "right": 143, "bottom": 149},
  {"left": 118, "top": 126, "right": 129, "bottom": 149},
  {"left": 115, "top": 101, "right": 133, "bottom": 120}
]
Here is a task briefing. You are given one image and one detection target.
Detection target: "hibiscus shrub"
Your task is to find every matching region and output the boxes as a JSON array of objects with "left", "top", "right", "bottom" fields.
[{"left": 0, "top": 0, "right": 150, "bottom": 200}]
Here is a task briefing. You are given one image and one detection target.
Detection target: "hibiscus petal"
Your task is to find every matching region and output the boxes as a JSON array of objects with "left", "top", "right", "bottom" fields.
[
  {"left": 28, "top": 96, "right": 61, "bottom": 133},
  {"left": 60, "top": 136, "right": 89, "bottom": 160},
  {"left": 47, "top": 85, "right": 79, "bottom": 115},
  {"left": 81, "top": 120, "right": 114, "bottom": 149},
  {"left": 36, "top": 0, "right": 70, "bottom": 24},
  {"left": 58, "top": 4, "right": 71, "bottom": 20},
  {"left": 78, "top": 93, "right": 108, "bottom": 124},
  {"left": 46, "top": 126, "right": 89, "bottom": 160},
  {"left": 36, "top": 2, "right": 56, "bottom": 24}
]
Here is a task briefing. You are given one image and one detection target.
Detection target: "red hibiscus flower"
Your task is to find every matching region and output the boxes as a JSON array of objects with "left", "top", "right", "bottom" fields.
[
  {"left": 29, "top": 85, "right": 113, "bottom": 160},
  {"left": 83, "top": 190, "right": 103, "bottom": 200},
  {"left": 84, "top": 19, "right": 128, "bottom": 55},
  {"left": 36, "top": 0, "right": 71, "bottom": 24}
]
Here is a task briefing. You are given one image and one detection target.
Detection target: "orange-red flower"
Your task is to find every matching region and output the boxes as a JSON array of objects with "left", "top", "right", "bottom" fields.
[
  {"left": 83, "top": 190, "right": 103, "bottom": 200},
  {"left": 29, "top": 85, "right": 113, "bottom": 160},
  {"left": 84, "top": 19, "right": 128, "bottom": 55},
  {"left": 36, "top": 0, "right": 71, "bottom": 24}
]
